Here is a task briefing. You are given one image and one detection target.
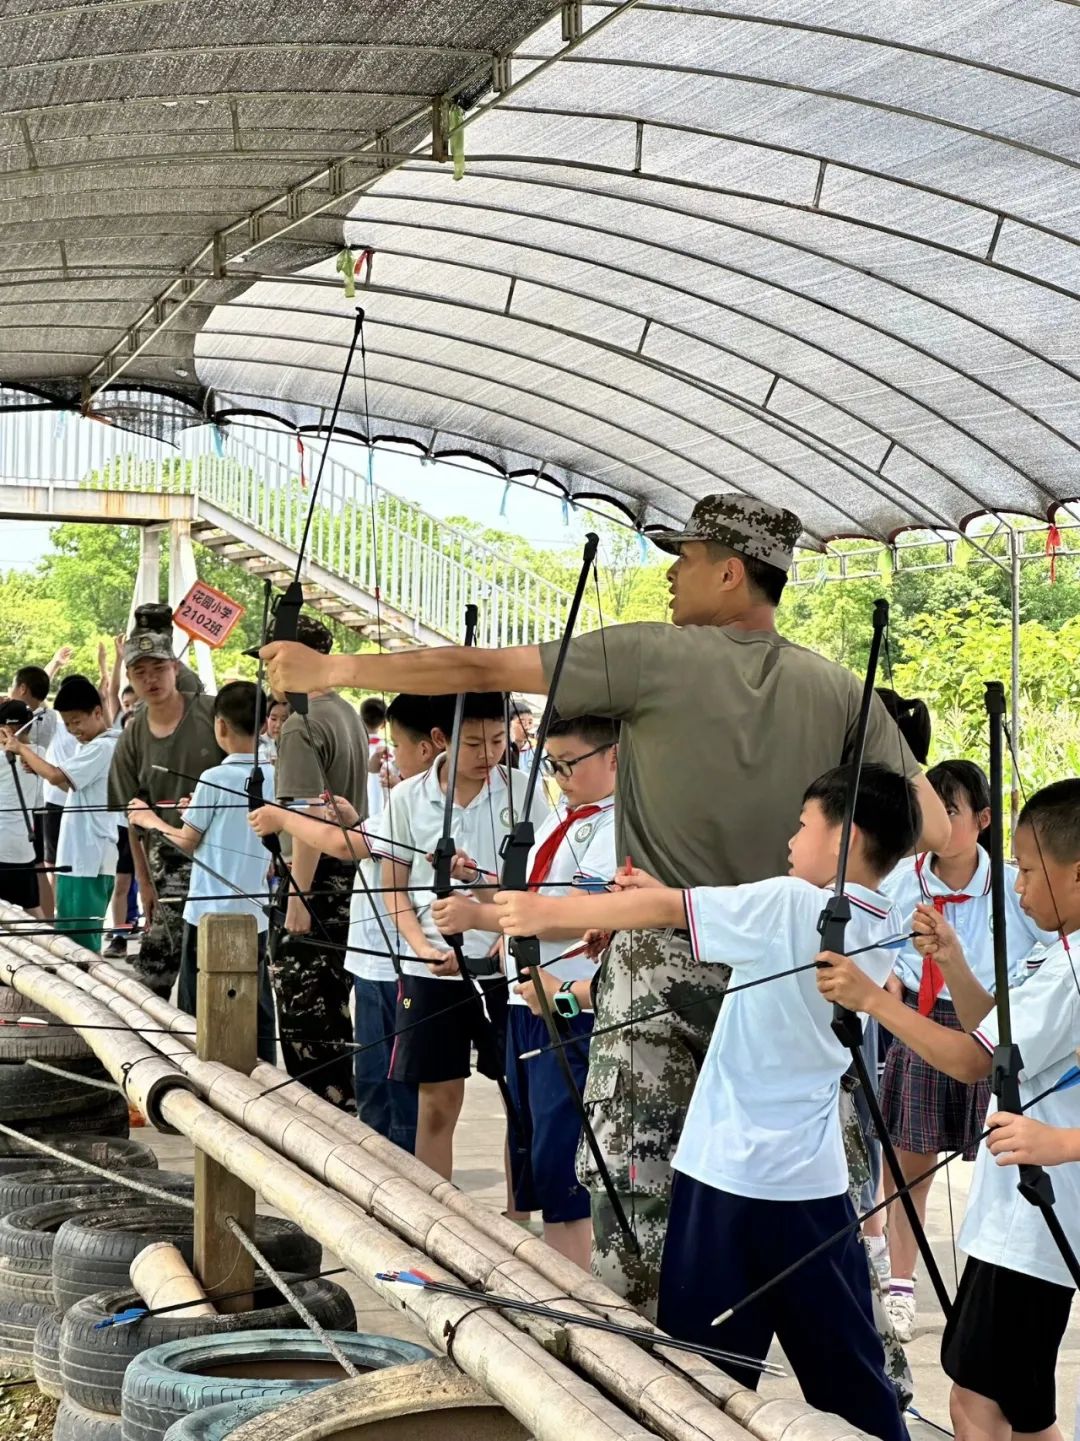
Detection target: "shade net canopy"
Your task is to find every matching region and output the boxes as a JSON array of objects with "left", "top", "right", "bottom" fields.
[{"left": 5, "top": 1, "right": 1080, "bottom": 543}]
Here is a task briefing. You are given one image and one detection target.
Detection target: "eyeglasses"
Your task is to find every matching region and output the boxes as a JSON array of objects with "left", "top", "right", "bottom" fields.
[{"left": 539, "top": 743, "right": 614, "bottom": 779}]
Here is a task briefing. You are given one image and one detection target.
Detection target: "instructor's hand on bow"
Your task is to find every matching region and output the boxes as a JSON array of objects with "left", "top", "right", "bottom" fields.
[{"left": 260, "top": 641, "right": 340, "bottom": 699}]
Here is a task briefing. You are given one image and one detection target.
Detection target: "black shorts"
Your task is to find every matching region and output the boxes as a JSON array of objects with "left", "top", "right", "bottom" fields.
[
  {"left": 0, "top": 861, "right": 40, "bottom": 910},
  {"left": 31, "top": 813, "right": 45, "bottom": 866},
  {"left": 43, "top": 803, "right": 64, "bottom": 866},
  {"left": 115, "top": 826, "right": 134, "bottom": 877},
  {"left": 389, "top": 973, "right": 504, "bottom": 1085},
  {"left": 942, "top": 1256, "right": 1073, "bottom": 1431}
]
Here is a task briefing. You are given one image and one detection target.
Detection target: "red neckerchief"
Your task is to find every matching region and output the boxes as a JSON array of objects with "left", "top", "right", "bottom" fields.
[
  {"left": 527, "top": 804, "right": 604, "bottom": 889},
  {"left": 914, "top": 852, "right": 986, "bottom": 1015}
]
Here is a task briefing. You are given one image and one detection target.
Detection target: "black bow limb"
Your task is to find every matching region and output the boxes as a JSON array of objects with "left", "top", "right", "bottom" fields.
[
  {"left": 985, "top": 682, "right": 1080, "bottom": 1286},
  {"left": 5, "top": 754, "right": 34, "bottom": 847},
  {"left": 432, "top": 605, "right": 523, "bottom": 1135},
  {"left": 817, "top": 598, "right": 953, "bottom": 1317},
  {"left": 500, "top": 532, "right": 639, "bottom": 1256}
]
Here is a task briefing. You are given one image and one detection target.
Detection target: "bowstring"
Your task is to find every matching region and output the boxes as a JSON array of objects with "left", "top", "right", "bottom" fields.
[{"left": 589, "top": 548, "right": 637, "bottom": 1234}]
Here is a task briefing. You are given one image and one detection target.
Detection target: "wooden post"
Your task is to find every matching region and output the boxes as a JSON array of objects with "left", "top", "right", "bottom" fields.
[{"left": 194, "top": 913, "right": 258, "bottom": 1311}]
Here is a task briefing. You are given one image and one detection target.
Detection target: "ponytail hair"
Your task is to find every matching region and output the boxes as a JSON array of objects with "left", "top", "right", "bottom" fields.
[
  {"left": 875, "top": 687, "right": 932, "bottom": 766},
  {"left": 927, "top": 759, "right": 992, "bottom": 853}
]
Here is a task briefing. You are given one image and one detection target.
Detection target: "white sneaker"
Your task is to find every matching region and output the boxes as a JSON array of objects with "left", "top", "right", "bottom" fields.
[
  {"left": 885, "top": 1291, "right": 916, "bottom": 1343},
  {"left": 867, "top": 1236, "right": 891, "bottom": 1288}
]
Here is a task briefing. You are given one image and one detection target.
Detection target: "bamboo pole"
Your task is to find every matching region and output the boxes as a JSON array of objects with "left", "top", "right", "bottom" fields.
[
  {"left": 0, "top": 918, "right": 873, "bottom": 1441},
  {"left": 130, "top": 1242, "right": 217, "bottom": 1318}
]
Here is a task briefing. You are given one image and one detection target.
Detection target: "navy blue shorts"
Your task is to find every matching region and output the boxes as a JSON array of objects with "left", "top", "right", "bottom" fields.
[
  {"left": 659, "top": 1174, "right": 907, "bottom": 1441},
  {"left": 505, "top": 1005, "right": 592, "bottom": 1223}
]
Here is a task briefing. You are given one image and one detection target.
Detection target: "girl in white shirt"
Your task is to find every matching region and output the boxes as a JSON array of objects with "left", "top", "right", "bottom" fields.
[{"left": 879, "top": 759, "right": 1053, "bottom": 1341}]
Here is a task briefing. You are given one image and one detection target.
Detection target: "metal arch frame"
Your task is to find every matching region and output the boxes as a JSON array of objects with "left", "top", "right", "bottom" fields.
[
  {"left": 12, "top": 139, "right": 1080, "bottom": 307},
  {"left": 0, "top": 251, "right": 1065, "bottom": 518},
  {"left": 338, "top": 189, "right": 1080, "bottom": 459},
  {"left": 514, "top": 51, "right": 1080, "bottom": 173},
  {"left": 575, "top": 2, "right": 1080, "bottom": 97},
  {"left": 390, "top": 163, "right": 1080, "bottom": 390},
  {"left": 0, "top": 316, "right": 893, "bottom": 541},
  {"left": 497, "top": 103, "right": 1080, "bottom": 253},
  {"left": 185, "top": 342, "right": 1021, "bottom": 555},
  {"left": 75, "top": 0, "right": 647, "bottom": 399}
]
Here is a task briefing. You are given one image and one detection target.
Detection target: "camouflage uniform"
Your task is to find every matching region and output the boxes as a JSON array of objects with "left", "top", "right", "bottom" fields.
[
  {"left": 579, "top": 928, "right": 729, "bottom": 1320},
  {"left": 270, "top": 855, "right": 356, "bottom": 1111},
  {"left": 136, "top": 832, "right": 192, "bottom": 997},
  {"left": 841, "top": 1085, "right": 914, "bottom": 1409}
]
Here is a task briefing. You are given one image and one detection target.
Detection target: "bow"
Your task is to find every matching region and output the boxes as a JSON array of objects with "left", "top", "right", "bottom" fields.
[
  {"left": 818, "top": 598, "right": 954, "bottom": 1317},
  {"left": 430, "top": 604, "right": 522, "bottom": 1134},
  {"left": 985, "top": 681, "right": 1080, "bottom": 1285},
  {"left": 5, "top": 753, "right": 34, "bottom": 848},
  {"left": 500, "top": 531, "right": 639, "bottom": 1256}
]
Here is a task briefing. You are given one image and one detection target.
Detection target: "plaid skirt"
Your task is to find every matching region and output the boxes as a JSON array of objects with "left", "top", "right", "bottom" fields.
[{"left": 880, "top": 990, "right": 990, "bottom": 1160}]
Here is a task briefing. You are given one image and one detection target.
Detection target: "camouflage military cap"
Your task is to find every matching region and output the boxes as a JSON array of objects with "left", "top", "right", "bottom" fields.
[
  {"left": 124, "top": 629, "right": 176, "bottom": 666},
  {"left": 648, "top": 493, "right": 803, "bottom": 572},
  {"left": 295, "top": 613, "right": 334, "bottom": 655}
]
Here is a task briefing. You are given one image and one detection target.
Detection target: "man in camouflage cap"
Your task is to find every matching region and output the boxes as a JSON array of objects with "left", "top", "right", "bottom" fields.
[{"left": 259, "top": 491, "right": 949, "bottom": 1321}]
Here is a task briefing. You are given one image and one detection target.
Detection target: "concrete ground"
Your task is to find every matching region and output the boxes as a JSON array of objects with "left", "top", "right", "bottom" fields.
[{"left": 149, "top": 1073, "right": 1080, "bottom": 1438}]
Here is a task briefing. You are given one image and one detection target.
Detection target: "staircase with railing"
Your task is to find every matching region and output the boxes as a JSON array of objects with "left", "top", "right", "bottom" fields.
[{"left": 0, "top": 398, "right": 596, "bottom": 649}]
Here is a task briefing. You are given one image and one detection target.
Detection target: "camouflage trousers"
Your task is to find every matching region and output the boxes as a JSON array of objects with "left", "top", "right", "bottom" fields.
[
  {"left": 578, "top": 928, "right": 729, "bottom": 1320},
  {"left": 841, "top": 1086, "right": 914, "bottom": 1409},
  {"left": 135, "top": 834, "right": 191, "bottom": 997},
  {"left": 270, "top": 856, "right": 356, "bottom": 1112}
]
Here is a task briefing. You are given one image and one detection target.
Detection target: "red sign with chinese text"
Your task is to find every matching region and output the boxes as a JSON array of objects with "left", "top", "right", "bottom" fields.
[{"left": 173, "top": 582, "right": 245, "bottom": 649}]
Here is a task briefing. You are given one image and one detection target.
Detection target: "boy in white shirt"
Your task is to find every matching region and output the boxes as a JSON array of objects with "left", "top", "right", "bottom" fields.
[
  {"left": 128, "top": 682, "right": 277, "bottom": 1063},
  {"left": 374, "top": 690, "right": 549, "bottom": 1181},
  {"left": 497, "top": 763, "right": 915, "bottom": 1441},
  {"left": 434, "top": 715, "right": 618, "bottom": 1269},
  {"left": 819, "top": 777, "right": 1080, "bottom": 1441},
  {"left": 5, "top": 677, "right": 118, "bottom": 951},
  {"left": 250, "top": 692, "right": 444, "bottom": 1153},
  {"left": 0, "top": 700, "right": 42, "bottom": 914}
]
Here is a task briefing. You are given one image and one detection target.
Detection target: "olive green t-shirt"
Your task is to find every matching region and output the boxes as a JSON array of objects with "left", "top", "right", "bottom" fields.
[
  {"left": 275, "top": 693, "right": 369, "bottom": 819},
  {"left": 108, "top": 694, "right": 224, "bottom": 828},
  {"left": 539, "top": 623, "right": 919, "bottom": 889}
]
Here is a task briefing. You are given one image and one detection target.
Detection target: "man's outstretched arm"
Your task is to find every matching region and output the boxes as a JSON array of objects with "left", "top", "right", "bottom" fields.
[{"left": 262, "top": 642, "right": 546, "bottom": 701}]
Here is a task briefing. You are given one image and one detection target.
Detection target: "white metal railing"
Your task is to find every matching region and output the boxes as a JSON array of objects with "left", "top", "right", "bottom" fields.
[{"left": 0, "top": 397, "right": 597, "bottom": 646}]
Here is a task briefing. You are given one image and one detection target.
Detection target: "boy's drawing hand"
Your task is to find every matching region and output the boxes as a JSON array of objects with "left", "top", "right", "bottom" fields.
[
  {"left": 249, "top": 806, "right": 283, "bottom": 838},
  {"left": 987, "top": 1113, "right": 1073, "bottom": 1168},
  {"left": 583, "top": 928, "right": 612, "bottom": 959},
  {"left": 431, "top": 894, "right": 478, "bottom": 935},
  {"left": 418, "top": 944, "right": 458, "bottom": 977},
  {"left": 913, "top": 904, "right": 965, "bottom": 970},
  {"left": 610, "top": 866, "right": 661, "bottom": 891}
]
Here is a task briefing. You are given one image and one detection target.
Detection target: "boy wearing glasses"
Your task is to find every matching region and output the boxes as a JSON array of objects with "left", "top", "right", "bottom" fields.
[{"left": 436, "top": 715, "right": 618, "bottom": 1268}]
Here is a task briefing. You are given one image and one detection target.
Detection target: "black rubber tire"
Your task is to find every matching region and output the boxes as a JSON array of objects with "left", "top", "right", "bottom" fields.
[
  {"left": 161, "top": 1399, "right": 284, "bottom": 1441},
  {"left": 0, "top": 1057, "right": 115, "bottom": 1121},
  {"left": 61, "top": 1277, "right": 357, "bottom": 1415},
  {"left": 120, "top": 1330, "right": 433, "bottom": 1441},
  {"left": 55, "top": 1397, "right": 123, "bottom": 1441},
  {"left": 0, "top": 987, "right": 92, "bottom": 1063},
  {"left": 0, "top": 1136, "right": 156, "bottom": 1176},
  {"left": 0, "top": 1167, "right": 193, "bottom": 1212},
  {"left": 0, "top": 1297, "right": 55, "bottom": 1367},
  {"left": 0, "top": 1194, "right": 134, "bottom": 1305},
  {"left": 32, "top": 1309, "right": 62, "bottom": 1399},
  {"left": 54, "top": 1207, "right": 320, "bottom": 1313},
  {"left": 38, "top": 1089, "right": 131, "bottom": 1138}
]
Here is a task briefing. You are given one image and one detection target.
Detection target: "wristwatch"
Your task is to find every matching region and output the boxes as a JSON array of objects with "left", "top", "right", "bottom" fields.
[{"left": 554, "top": 980, "right": 581, "bottom": 1020}]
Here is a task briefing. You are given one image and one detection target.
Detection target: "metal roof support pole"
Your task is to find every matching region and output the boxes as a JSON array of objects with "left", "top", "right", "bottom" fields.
[{"left": 1009, "top": 524, "right": 1022, "bottom": 834}]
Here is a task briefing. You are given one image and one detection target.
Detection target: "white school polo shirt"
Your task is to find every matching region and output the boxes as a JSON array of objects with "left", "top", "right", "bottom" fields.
[
  {"left": 674, "top": 876, "right": 905, "bottom": 1202},
  {"left": 507, "top": 797, "right": 616, "bottom": 1005},
  {"left": 56, "top": 729, "right": 120, "bottom": 879},
  {"left": 347, "top": 857, "right": 407, "bottom": 984},
  {"left": 44, "top": 722, "right": 78, "bottom": 811},
  {"left": 373, "top": 757, "right": 550, "bottom": 980},
  {"left": 959, "top": 931, "right": 1080, "bottom": 1289},
  {"left": 882, "top": 849, "right": 1053, "bottom": 997},
  {"left": 0, "top": 758, "right": 35, "bottom": 865},
  {"left": 23, "top": 707, "right": 56, "bottom": 812},
  {"left": 182, "top": 755, "right": 273, "bottom": 933}
]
